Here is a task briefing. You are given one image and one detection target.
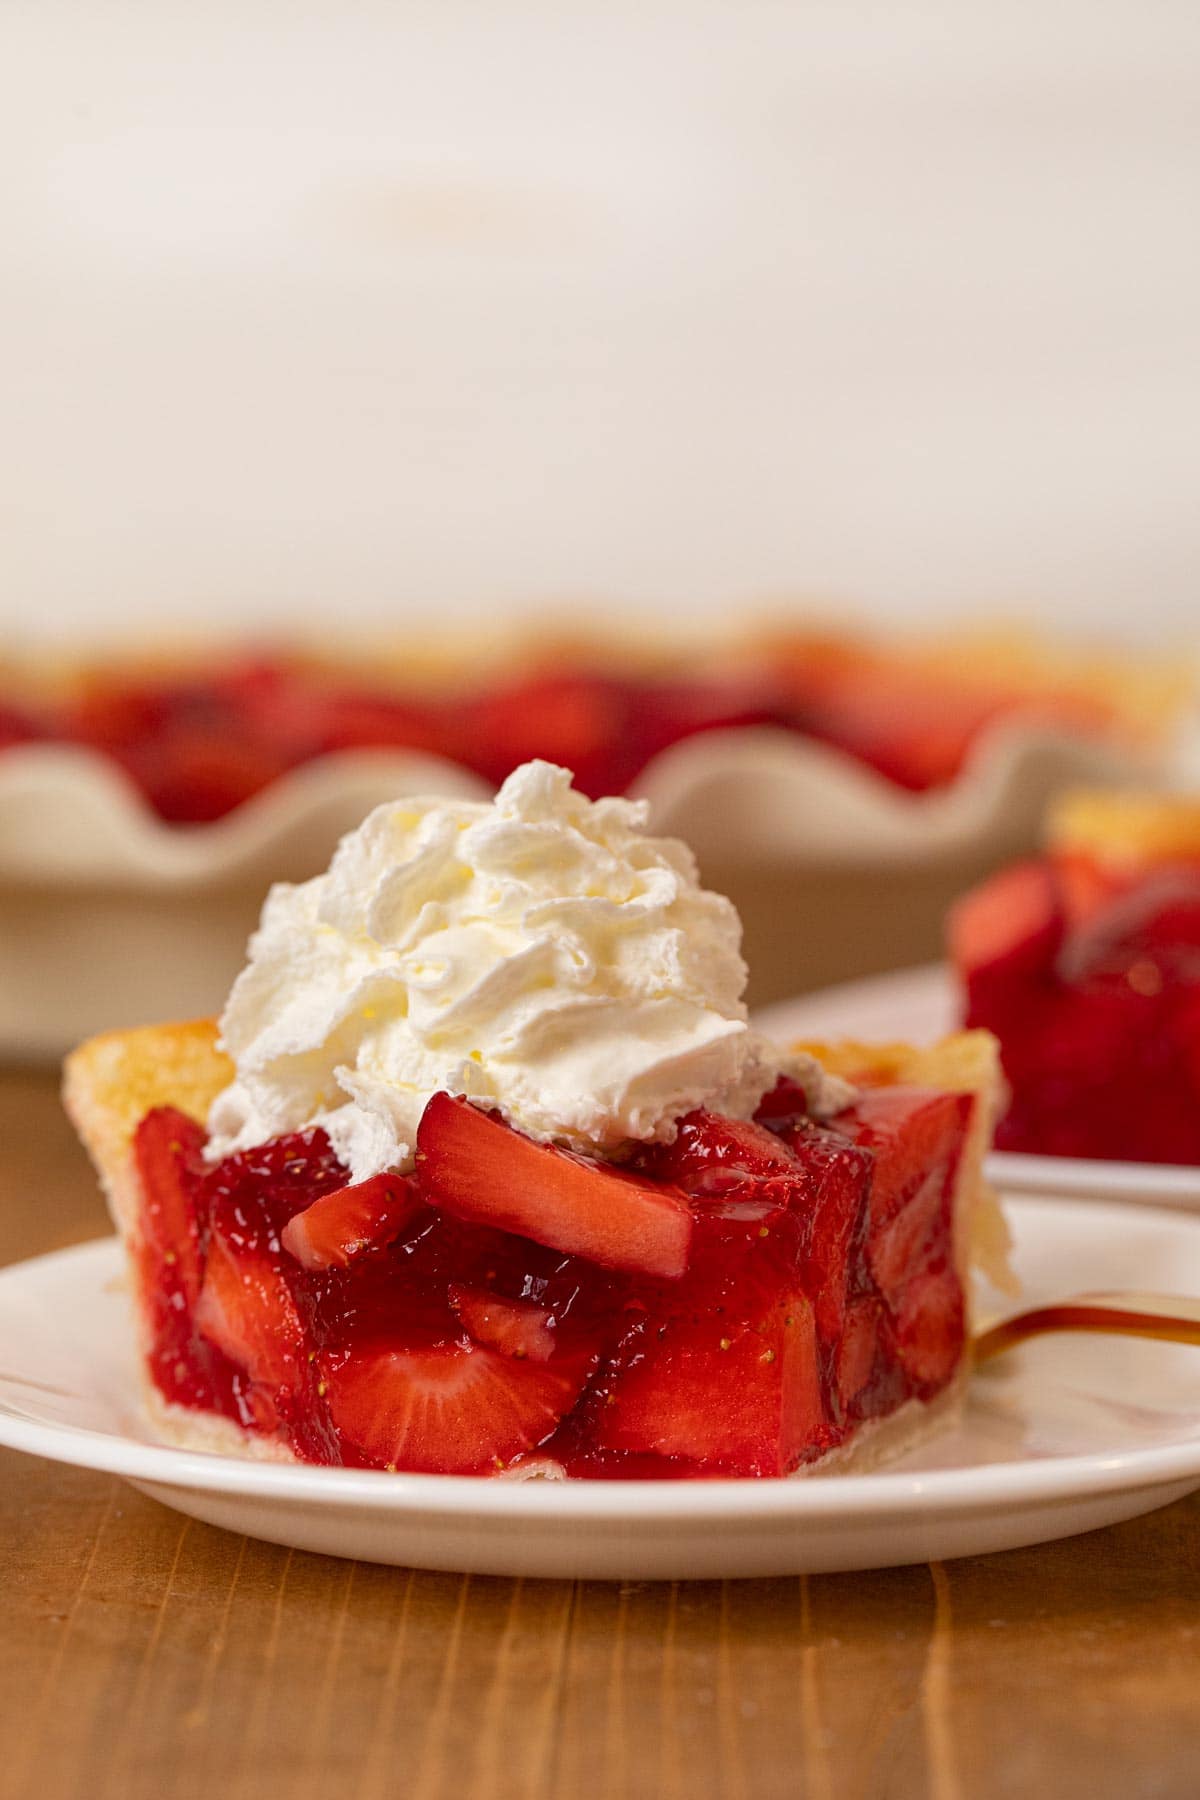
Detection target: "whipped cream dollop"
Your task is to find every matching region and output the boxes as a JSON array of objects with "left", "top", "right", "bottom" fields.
[{"left": 207, "top": 760, "right": 847, "bottom": 1181}]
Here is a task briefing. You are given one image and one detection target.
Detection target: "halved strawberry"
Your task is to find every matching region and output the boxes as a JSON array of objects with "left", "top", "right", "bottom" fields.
[
  {"left": 779, "top": 1121, "right": 873, "bottom": 1342},
  {"left": 281, "top": 1171, "right": 422, "bottom": 1270},
  {"left": 831, "top": 1086, "right": 971, "bottom": 1306},
  {"left": 132, "top": 1106, "right": 244, "bottom": 1414},
  {"left": 416, "top": 1093, "right": 693, "bottom": 1279},
  {"left": 448, "top": 1285, "right": 557, "bottom": 1362},
  {"left": 867, "top": 1164, "right": 950, "bottom": 1297},
  {"left": 646, "top": 1108, "right": 798, "bottom": 1196},
  {"left": 891, "top": 1262, "right": 965, "bottom": 1390},
  {"left": 194, "top": 1208, "right": 307, "bottom": 1397},
  {"left": 133, "top": 1106, "right": 209, "bottom": 1309},
  {"left": 948, "top": 859, "right": 1062, "bottom": 989},
  {"left": 835, "top": 1296, "right": 884, "bottom": 1415},
  {"left": 323, "top": 1336, "right": 590, "bottom": 1474},
  {"left": 835, "top": 1087, "right": 971, "bottom": 1229}
]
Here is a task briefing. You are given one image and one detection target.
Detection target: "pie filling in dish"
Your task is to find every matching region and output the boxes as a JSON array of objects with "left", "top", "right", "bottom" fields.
[
  {"left": 951, "top": 790, "right": 1200, "bottom": 1166},
  {"left": 65, "top": 760, "right": 1002, "bottom": 1478},
  {"left": 5, "top": 625, "right": 1178, "bottom": 821}
]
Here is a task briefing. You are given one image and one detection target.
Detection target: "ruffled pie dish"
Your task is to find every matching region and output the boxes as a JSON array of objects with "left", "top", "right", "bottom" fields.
[
  {"left": 2, "top": 625, "right": 1187, "bottom": 824},
  {"left": 0, "top": 729, "right": 1157, "bottom": 1061},
  {"left": 3, "top": 627, "right": 1194, "bottom": 1056}
]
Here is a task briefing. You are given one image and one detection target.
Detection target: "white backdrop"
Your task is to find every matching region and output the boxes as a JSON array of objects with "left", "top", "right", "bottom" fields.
[{"left": 2, "top": 1, "right": 1198, "bottom": 641}]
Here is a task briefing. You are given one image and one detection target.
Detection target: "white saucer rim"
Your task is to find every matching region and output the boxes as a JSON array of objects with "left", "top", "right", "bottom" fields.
[{"left": 987, "top": 1150, "right": 1200, "bottom": 1201}]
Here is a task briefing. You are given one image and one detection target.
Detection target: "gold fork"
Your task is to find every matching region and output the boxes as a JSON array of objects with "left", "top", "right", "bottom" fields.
[{"left": 973, "top": 1292, "right": 1200, "bottom": 1363}]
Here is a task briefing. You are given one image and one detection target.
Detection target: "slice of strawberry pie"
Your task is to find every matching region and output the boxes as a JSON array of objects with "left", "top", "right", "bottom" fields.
[{"left": 64, "top": 760, "right": 1004, "bottom": 1478}]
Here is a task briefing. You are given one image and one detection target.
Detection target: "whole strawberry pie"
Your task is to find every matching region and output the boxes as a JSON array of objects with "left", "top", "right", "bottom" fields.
[
  {"left": 66, "top": 761, "right": 1004, "bottom": 1479},
  {"left": 951, "top": 790, "right": 1200, "bottom": 1165},
  {"left": 4, "top": 626, "right": 1185, "bottom": 822}
]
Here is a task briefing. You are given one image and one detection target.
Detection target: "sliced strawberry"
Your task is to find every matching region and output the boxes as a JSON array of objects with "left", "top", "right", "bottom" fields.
[
  {"left": 281, "top": 1171, "right": 422, "bottom": 1270},
  {"left": 866, "top": 1164, "right": 950, "bottom": 1297},
  {"left": 831, "top": 1086, "right": 971, "bottom": 1313},
  {"left": 323, "top": 1336, "right": 590, "bottom": 1474},
  {"left": 194, "top": 1208, "right": 307, "bottom": 1396},
  {"left": 779, "top": 1121, "right": 873, "bottom": 1342},
  {"left": 891, "top": 1262, "right": 965, "bottom": 1390},
  {"left": 591, "top": 1295, "right": 828, "bottom": 1477},
  {"left": 416, "top": 1093, "right": 693, "bottom": 1279},
  {"left": 449, "top": 1285, "right": 557, "bottom": 1362},
  {"left": 646, "top": 1108, "right": 798, "bottom": 1196},
  {"left": 133, "top": 1106, "right": 209, "bottom": 1309},
  {"left": 948, "top": 859, "right": 1062, "bottom": 989},
  {"left": 132, "top": 1106, "right": 245, "bottom": 1415},
  {"left": 835, "top": 1297, "right": 884, "bottom": 1414},
  {"left": 828, "top": 1087, "right": 970, "bottom": 1405},
  {"left": 834, "top": 1086, "right": 972, "bottom": 1231}
]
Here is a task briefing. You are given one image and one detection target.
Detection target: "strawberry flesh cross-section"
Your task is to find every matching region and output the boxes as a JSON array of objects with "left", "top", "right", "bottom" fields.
[{"left": 281, "top": 1171, "right": 423, "bottom": 1270}]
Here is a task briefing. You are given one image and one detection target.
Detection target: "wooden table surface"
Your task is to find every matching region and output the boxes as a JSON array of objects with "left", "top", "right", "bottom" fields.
[{"left": 2, "top": 1066, "right": 1199, "bottom": 1800}]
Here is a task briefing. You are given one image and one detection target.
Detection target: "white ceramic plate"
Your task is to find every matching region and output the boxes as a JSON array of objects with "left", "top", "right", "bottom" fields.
[
  {"left": 756, "top": 965, "right": 1200, "bottom": 1210},
  {"left": 2, "top": 1197, "right": 1200, "bottom": 1580}
]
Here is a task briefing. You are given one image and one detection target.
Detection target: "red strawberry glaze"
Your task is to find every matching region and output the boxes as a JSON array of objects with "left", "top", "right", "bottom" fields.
[{"left": 129, "top": 1082, "right": 973, "bottom": 1478}]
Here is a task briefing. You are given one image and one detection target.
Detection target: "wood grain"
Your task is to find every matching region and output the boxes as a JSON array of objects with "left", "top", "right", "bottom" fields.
[{"left": 2, "top": 1067, "right": 1200, "bottom": 1800}]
